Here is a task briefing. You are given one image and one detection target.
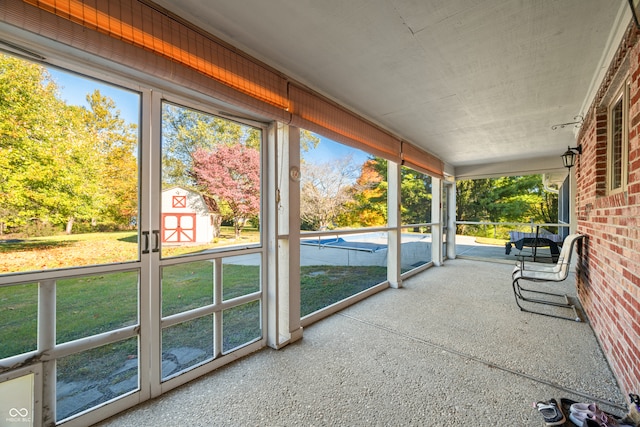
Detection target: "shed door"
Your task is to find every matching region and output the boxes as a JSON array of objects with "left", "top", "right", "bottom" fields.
[{"left": 162, "top": 213, "right": 196, "bottom": 242}]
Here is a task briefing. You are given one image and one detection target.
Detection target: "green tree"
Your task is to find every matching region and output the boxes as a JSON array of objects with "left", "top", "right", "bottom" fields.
[
  {"left": 399, "top": 168, "right": 432, "bottom": 227},
  {"left": 85, "top": 90, "right": 138, "bottom": 226},
  {"left": 52, "top": 103, "right": 101, "bottom": 234},
  {"left": 456, "top": 179, "right": 495, "bottom": 226},
  {"left": 456, "top": 175, "right": 558, "bottom": 238},
  {"left": 0, "top": 55, "right": 138, "bottom": 235},
  {"left": 0, "top": 54, "right": 99, "bottom": 233},
  {"left": 348, "top": 158, "right": 431, "bottom": 227}
]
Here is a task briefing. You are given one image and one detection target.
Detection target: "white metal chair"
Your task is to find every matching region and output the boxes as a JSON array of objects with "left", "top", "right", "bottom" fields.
[
  {"left": 512, "top": 233, "right": 583, "bottom": 277},
  {"left": 511, "top": 234, "right": 585, "bottom": 321}
]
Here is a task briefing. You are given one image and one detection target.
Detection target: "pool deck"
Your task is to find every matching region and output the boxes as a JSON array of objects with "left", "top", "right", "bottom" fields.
[{"left": 454, "top": 234, "right": 558, "bottom": 264}]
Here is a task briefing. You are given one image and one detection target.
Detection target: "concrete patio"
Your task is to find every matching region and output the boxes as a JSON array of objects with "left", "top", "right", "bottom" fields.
[{"left": 95, "top": 258, "right": 627, "bottom": 426}]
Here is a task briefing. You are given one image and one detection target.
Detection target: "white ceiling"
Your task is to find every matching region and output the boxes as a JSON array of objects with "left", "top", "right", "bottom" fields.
[{"left": 152, "top": 0, "right": 629, "bottom": 176}]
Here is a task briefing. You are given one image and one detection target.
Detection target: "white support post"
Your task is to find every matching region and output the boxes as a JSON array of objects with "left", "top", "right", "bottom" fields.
[
  {"left": 387, "top": 161, "right": 402, "bottom": 288},
  {"left": 446, "top": 180, "right": 457, "bottom": 260},
  {"left": 38, "top": 280, "right": 56, "bottom": 425},
  {"left": 267, "top": 123, "right": 303, "bottom": 349},
  {"left": 213, "top": 258, "right": 223, "bottom": 358},
  {"left": 431, "top": 177, "right": 443, "bottom": 266}
]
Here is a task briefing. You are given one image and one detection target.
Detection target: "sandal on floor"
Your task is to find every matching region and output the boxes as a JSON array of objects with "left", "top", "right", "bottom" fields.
[{"left": 535, "top": 399, "right": 566, "bottom": 426}]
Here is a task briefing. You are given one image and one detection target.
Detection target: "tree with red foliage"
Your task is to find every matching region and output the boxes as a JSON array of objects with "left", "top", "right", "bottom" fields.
[{"left": 192, "top": 144, "right": 260, "bottom": 239}]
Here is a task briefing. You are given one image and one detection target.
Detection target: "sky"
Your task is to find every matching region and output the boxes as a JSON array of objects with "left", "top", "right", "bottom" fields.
[
  {"left": 304, "top": 135, "right": 369, "bottom": 166},
  {"left": 48, "top": 67, "right": 140, "bottom": 126},
  {"left": 47, "top": 66, "right": 369, "bottom": 166}
]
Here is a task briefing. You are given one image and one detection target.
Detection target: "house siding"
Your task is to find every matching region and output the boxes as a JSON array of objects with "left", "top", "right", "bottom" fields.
[{"left": 576, "top": 23, "right": 640, "bottom": 396}]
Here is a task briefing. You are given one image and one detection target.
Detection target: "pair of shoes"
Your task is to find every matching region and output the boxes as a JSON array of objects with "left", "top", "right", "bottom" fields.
[
  {"left": 569, "top": 402, "right": 634, "bottom": 426},
  {"left": 535, "top": 399, "right": 566, "bottom": 426},
  {"left": 570, "top": 402, "right": 602, "bottom": 426}
]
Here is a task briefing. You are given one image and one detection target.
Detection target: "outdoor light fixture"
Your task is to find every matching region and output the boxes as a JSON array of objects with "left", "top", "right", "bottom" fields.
[{"left": 561, "top": 145, "right": 582, "bottom": 169}]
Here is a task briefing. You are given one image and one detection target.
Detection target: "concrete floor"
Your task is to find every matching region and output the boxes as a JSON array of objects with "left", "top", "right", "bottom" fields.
[{"left": 95, "top": 258, "right": 627, "bottom": 427}]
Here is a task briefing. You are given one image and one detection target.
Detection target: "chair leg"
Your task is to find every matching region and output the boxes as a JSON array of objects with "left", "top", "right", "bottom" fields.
[
  {"left": 516, "top": 281, "right": 572, "bottom": 308},
  {"left": 512, "top": 278, "right": 581, "bottom": 322}
]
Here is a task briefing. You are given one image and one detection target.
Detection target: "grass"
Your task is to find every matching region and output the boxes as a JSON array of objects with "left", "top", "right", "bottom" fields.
[
  {"left": 300, "top": 265, "right": 387, "bottom": 316},
  {"left": 0, "top": 227, "right": 261, "bottom": 273},
  {"left": 474, "top": 236, "right": 508, "bottom": 245},
  {"left": 0, "top": 232, "right": 387, "bottom": 382},
  {"left": 0, "top": 231, "right": 138, "bottom": 272}
]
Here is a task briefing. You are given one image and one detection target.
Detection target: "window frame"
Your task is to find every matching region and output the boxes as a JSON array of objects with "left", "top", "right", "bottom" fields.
[{"left": 607, "top": 79, "right": 630, "bottom": 194}]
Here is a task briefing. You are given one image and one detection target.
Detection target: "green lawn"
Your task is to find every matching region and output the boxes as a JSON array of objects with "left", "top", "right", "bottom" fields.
[
  {"left": 0, "top": 233, "right": 387, "bottom": 381},
  {"left": 300, "top": 265, "right": 386, "bottom": 316}
]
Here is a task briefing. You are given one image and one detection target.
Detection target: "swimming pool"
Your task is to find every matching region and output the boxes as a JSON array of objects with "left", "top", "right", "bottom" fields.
[{"left": 300, "top": 233, "right": 430, "bottom": 253}]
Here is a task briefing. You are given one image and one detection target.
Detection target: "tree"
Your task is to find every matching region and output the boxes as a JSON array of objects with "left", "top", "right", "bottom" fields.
[
  {"left": 85, "top": 90, "right": 138, "bottom": 227},
  {"left": 0, "top": 54, "right": 140, "bottom": 235},
  {"left": 300, "top": 129, "right": 320, "bottom": 153},
  {"left": 456, "top": 178, "right": 496, "bottom": 233},
  {"left": 1, "top": 54, "right": 60, "bottom": 229},
  {"left": 192, "top": 144, "right": 260, "bottom": 239},
  {"left": 456, "top": 175, "right": 558, "bottom": 238},
  {"left": 51, "top": 103, "right": 101, "bottom": 234},
  {"left": 399, "top": 168, "right": 432, "bottom": 227},
  {"left": 0, "top": 54, "right": 100, "bottom": 233},
  {"left": 161, "top": 103, "right": 260, "bottom": 188},
  {"left": 300, "top": 156, "right": 360, "bottom": 230},
  {"left": 346, "top": 158, "right": 432, "bottom": 228},
  {"left": 340, "top": 158, "right": 387, "bottom": 227}
]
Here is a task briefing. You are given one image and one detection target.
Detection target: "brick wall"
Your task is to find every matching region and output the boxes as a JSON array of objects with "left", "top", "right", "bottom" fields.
[{"left": 575, "top": 23, "right": 640, "bottom": 397}]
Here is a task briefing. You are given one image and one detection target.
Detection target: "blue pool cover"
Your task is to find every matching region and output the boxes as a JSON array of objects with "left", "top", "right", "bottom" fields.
[{"left": 300, "top": 237, "right": 387, "bottom": 253}]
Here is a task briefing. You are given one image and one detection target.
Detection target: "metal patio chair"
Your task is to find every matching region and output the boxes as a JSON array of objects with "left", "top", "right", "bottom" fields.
[{"left": 511, "top": 234, "right": 585, "bottom": 321}]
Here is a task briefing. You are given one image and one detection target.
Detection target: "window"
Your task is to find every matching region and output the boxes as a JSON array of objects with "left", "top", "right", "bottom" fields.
[
  {"left": 299, "top": 132, "right": 388, "bottom": 317},
  {"left": 0, "top": 54, "right": 141, "bottom": 274},
  {"left": 160, "top": 101, "right": 263, "bottom": 256},
  {"left": 608, "top": 82, "right": 629, "bottom": 193}
]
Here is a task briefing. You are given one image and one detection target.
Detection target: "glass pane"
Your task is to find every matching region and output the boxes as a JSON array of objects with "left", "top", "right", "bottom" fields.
[
  {"left": 300, "top": 232, "right": 388, "bottom": 316},
  {"left": 161, "top": 316, "right": 214, "bottom": 380},
  {"left": 223, "top": 254, "right": 260, "bottom": 301},
  {"left": 299, "top": 132, "right": 390, "bottom": 317},
  {"left": 56, "top": 338, "right": 138, "bottom": 422},
  {"left": 611, "top": 98, "right": 623, "bottom": 190},
  {"left": 401, "top": 229, "right": 432, "bottom": 273},
  {"left": 400, "top": 166, "right": 432, "bottom": 226},
  {"left": 300, "top": 132, "right": 386, "bottom": 230},
  {"left": 162, "top": 260, "right": 214, "bottom": 316},
  {"left": 161, "top": 101, "right": 262, "bottom": 258},
  {"left": 0, "top": 54, "right": 141, "bottom": 274},
  {"left": 300, "top": 264, "right": 388, "bottom": 317},
  {"left": 0, "top": 283, "right": 38, "bottom": 359},
  {"left": 57, "top": 272, "right": 138, "bottom": 343},
  {"left": 223, "top": 301, "right": 261, "bottom": 353}
]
